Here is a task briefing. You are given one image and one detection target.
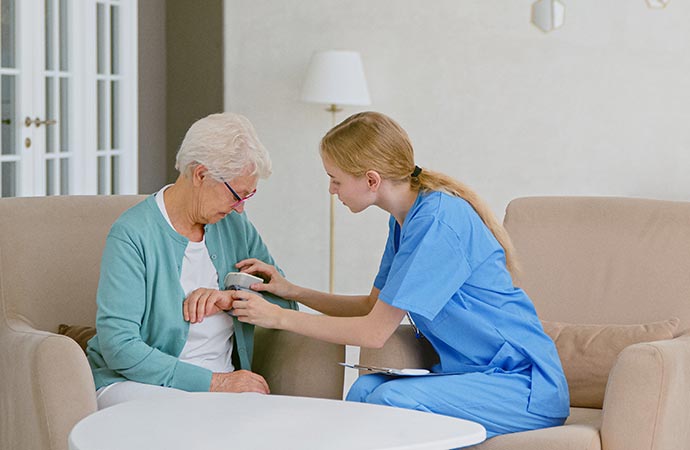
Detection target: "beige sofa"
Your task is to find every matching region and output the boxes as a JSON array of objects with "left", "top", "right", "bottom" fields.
[
  {"left": 2, "top": 195, "right": 690, "bottom": 450},
  {"left": 0, "top": 195, "right": 344, "bottom": 450},
  {"left": 364, "top": 196, "right": 690, "bottom": 449}
]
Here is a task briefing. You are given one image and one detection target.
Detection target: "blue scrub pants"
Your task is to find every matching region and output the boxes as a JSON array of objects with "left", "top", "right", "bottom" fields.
[{"left": 346, "top": 371, "right": 566, "bottom": 438}]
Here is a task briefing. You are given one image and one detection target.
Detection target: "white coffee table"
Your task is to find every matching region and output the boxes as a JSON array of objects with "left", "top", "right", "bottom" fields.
[{"left": 69, "top": 392, "right": 486, "bottom": 450}]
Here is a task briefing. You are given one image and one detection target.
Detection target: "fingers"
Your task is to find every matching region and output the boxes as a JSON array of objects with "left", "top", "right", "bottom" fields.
[
  {"left": 255, "top": 372, "right": 270, "bottom": 394},
  {"left": 240, "top": 371, "right": 270, "bottom": 394},
  {"left": 183, "top": 290, "right": 200, "bottom": 322},
  {"left": 249, "top": 282, "right": 270, "bottom": 292},
  {"left": 236, "top": 259, "right": 276, "bottom": 279},
  {"left": 229, "top": 290, "right": 249, "bottom": 313},
  {"left": 183, "top": 296, "right": 190, "bottom": 322},
  {"left": 234, "top": 260, "right": 294, "bottom": 298},
  {"left": 230, "top": 289, "right": 256, "bottom": 302},
  {"left": 205, "top": 295, "right": 218, "bottom": 317},
  {"left": 184, "top": 288, "right": 226, "bottom": 323},
  {"left": 238, "top": 370, "right": 270, "bottom": 394},
  {"left": 208, "top": 290, "right": 232, "bottom": 315},
  {"left": 196, "top": 290, "right": 211, "bottom": 323},
  {"left": 230, "top": 299, "right": 248, "bottom": 318},
  {"left": 211, "top": 370, "right": 271, "bottom": 394},
  {"left": 235, "top": 258, "right": 259, "bottom": 268},
  {"left": 229, "top": 293, "right": 253, "bottom": 323},
  {"left": 245, "top": 378, "right": 269, "bottom": 394},
  {"left": 242, "top": 264, "right": 270, "bottom": 280},
  {"left": 235, "top": 258, "right": 263, "bottom": 272},
  {"left": 229, "top": 293, "right": 282, "bottom": 329}
]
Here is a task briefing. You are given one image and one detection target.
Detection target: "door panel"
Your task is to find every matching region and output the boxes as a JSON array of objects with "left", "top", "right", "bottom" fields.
[
  {"left": 0, "top": 0, "right": 137, "bottom": 198},
  {"left": 1, "top": 0, "right": 19, "bottom": 197},
  {"left": 44, "top": 0, "right": 71, "bottom": 195}
]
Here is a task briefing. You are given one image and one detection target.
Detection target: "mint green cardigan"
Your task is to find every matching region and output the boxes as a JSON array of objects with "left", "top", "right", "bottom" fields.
[{"left": 86, "top": 195, "right": 296, "bottom": 392}]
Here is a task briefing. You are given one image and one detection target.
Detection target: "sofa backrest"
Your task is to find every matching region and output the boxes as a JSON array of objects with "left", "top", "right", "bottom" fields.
[
  {"left": 0, "top": 195, "right": 145, "bottom": 332},
  {"left": 503, "top": 196, "right": 690, "bottom": 333}
]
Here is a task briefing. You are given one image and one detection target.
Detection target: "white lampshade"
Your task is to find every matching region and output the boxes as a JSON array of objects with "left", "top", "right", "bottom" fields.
[{"left": 300, "top": 50, "right": 371, "bottom": 106}]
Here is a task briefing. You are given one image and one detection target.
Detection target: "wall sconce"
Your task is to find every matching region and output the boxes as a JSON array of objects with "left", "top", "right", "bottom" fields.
[
  {"left": 531, "top": 0, "right": 565, "bottom": 33},
  {"left": 646, "top": 0, "right": 670, "bottom": 8}
]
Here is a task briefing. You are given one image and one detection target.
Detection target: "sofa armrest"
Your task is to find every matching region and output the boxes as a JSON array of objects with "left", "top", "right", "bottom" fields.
[
  {"left": 359, "top": 324, "right": 439, "bottom": 370},
  {"left": 252, "top": 327, "right": 345, "bottom": 400},
  {"left": 601, "top": 333, "right": 690, "bottom": 450},
  {"left": 1, "top": 317, "right": 97, "bottom": 450}
]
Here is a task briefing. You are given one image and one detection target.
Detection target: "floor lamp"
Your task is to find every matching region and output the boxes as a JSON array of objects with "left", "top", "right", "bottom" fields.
[{"left": 301, "top": 50, "right": 371, "bottom": 293}]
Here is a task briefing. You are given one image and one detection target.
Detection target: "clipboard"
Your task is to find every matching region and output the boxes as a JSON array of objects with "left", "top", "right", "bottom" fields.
[{"left": 339, "top": 362, "right": 431, "bottom": 376}]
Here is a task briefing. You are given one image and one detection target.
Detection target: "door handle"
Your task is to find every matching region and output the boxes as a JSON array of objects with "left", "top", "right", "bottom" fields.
[{"left": 24, "top": 116, "right": 58, "bottom": 127}]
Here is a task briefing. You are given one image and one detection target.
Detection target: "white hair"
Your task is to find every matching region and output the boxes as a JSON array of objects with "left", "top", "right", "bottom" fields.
[{"left": 174, "top": 112, "right": 272, "bottom": 181}]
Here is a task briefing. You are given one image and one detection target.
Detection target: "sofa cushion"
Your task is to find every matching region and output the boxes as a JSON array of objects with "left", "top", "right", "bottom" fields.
[
  {"left": 58, "top": 324, "right": 96, "bottom": 353},
  {"left": 542, "top": 318, "right": 679, "bottom": 408},
  {"left": 468, "top": 421, "right": 602, "bottom": 450}
]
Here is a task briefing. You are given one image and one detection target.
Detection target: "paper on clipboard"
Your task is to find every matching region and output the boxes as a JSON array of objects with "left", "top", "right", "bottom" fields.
[{"left": 339, "top": 362, "right": 431, "bottom": 377}]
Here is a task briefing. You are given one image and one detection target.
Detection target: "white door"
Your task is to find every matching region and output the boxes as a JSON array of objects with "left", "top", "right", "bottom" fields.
[{"left": 0, "top": 0, "right": 137, "bottom": 197}]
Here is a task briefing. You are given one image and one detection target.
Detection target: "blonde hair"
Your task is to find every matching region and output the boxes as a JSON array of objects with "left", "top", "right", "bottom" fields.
[
  {"left": 320, "top": 111, "right": 518, "bottom": 278},
  {"left": 175, "top": 112, "right": 272, "bottom": 181}
]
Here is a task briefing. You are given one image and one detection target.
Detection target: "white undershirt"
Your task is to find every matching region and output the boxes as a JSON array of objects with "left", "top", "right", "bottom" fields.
[{"left": 155, "top": 185, "right": 235, "bottom": 373}]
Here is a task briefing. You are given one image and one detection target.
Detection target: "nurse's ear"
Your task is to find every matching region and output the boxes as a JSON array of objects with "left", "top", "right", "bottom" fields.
[{"left": 365, "top": 170, "right": 382, "bottom": 192}]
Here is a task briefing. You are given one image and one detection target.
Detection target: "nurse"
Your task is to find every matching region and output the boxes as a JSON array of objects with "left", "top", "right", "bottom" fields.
[{"left": 184, "top": 111, "right": 570, "bottom": 438}]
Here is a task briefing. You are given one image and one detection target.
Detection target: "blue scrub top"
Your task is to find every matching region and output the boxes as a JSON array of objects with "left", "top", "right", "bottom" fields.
[{"left": 373, "top": 191, "right": 569, "bottom": 419}]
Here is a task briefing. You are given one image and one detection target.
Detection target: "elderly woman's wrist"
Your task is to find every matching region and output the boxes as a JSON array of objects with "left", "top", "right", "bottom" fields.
[{"left": 209, "top": 373, "right": 221, "bottom": 391}]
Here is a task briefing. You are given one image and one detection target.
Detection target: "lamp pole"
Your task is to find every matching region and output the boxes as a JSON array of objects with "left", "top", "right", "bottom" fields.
[
  {"left": 300, "top": 49, "right": 370, "bottom": 296},
  {"left": 327, "top": 104, "right": 341, "bottom": 294}
]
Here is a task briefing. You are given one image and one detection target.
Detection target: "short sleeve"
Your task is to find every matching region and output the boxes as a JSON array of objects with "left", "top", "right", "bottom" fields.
[
  {"left": 378, "top": 215, "right": 472, "bottom": 320},
  {"left": 373, "top": 216, "right": 396, "bottom": 290}
]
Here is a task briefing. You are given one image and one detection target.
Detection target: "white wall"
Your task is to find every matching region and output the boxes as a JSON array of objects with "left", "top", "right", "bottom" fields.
[{"left": 224, "top": 0, "right": 690, "bottom": 296}]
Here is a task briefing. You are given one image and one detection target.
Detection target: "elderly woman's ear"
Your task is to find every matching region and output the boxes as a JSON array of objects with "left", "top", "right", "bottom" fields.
[{"left": 191, "top": 164, "right": 209, "bottom": 185}]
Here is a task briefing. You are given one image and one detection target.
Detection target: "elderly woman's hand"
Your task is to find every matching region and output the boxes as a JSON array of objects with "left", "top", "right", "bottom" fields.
[
  {"left": 183, "top": 288, "right": 234, "bottom": 323},
  {"left": 230, "top": 290, "right": 286, "bottom": 329},
  {"left": 235, "top": 258, "right": 297, "bottom": 299},
  {"left": 210, "top": 370, "right": 270, "bottom": 394}
]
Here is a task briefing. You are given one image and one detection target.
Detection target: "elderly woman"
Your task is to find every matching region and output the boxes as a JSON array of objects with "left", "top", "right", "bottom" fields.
[{"left": 86, "top": 113, "right": 295, "bottom": 409}]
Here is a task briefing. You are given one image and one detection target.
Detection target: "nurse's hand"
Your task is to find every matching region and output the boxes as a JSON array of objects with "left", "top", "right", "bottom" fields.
[
  {"left": 235, "top": 258, "right": 297, "bottom": 299},
  {"left": 230, "top": 290, "right": 285, "bottom": 329},
  {"left": 183, "top": 288, "right": 233, "bottom": 323}
]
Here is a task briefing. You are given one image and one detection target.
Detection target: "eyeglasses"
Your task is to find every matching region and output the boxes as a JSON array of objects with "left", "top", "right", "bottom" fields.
[{"left": 221, "top": 178, "right": 256, "bottom": 208}]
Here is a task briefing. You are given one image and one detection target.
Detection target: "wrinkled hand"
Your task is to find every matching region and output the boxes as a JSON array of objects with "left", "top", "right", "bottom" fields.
[
  {"left": 235, "top": 258, "right": 296, "bottom": 299},
  {"left": 210, "top": 370, "right": 270, "bottom": 394},
  {"left": 183, "top": 288, "right": 234, "bottom": 323},
  {"left": 230, "top": 290, "right": 284, "bottom": 329}
]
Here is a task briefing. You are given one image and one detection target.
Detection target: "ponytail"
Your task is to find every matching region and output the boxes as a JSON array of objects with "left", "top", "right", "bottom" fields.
[
  {"left": 413, "top": 168, "right": 518, "bottom": 279},
  {"left": 322, "top": 111, "right": 518, "bottom": 281}
]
